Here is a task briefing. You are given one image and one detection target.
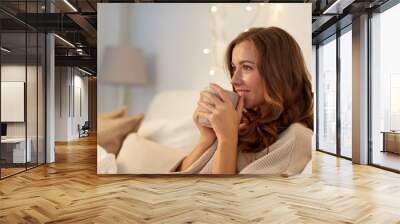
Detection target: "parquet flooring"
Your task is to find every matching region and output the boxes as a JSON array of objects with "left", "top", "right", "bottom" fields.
[
  {"left": 373, "top": 151, "right": 400, "bottom": 171},
  {"left": 1, "top": 167, "right": 25, "bottom": 178},
  {"left": 1, "top": 135, "right": 400, "bottom": 223},
  {"left": 1, "top": 163, "right": 45, "bottom": 178}
]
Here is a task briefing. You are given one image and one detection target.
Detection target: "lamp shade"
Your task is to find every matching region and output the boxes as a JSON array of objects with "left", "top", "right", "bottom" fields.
[{"left": 100, "top": 46, "right": 148, "bottom": 85}]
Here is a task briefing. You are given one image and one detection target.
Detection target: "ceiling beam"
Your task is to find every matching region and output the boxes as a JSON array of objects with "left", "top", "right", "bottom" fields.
[
  {"left": 67, "top": 13, "right": 97, "bottom": 39},
  {"left": 55, "top": 55, "right": 96, "bottom": 71}
]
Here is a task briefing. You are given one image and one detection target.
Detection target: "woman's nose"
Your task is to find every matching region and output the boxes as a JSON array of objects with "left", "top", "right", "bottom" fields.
[{"left": 231, "top": 71, "right": 242, "bottom": 85}]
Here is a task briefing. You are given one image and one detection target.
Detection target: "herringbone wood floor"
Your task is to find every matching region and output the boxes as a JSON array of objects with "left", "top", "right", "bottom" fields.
[{"left": 1, "top": 135, "right": 400, "bottom": 224}]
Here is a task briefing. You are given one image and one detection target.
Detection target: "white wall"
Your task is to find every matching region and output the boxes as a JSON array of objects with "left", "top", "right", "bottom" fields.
[
  {"left": 98, "top": 3, "right": 312, "bottom": 115},
  {"left": 55, "top": 67, "right": 68, "bottom": 141},
  {"left": 1, "top": 65, "right": 37, "bottom": 137},
  {"left": 55, "top": 67, "right": 89, "bottom": 141},
  {"left": 1, "top": 64, "right": 46, "bottom": 163},
  {"left": 72, "top": 73, "right": 89, "bottom": 138}
]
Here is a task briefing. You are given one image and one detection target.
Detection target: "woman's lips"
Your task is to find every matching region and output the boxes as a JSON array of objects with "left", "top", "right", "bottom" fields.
[{"left": 236, "top": 90, "right": 250, "bottom": 96}]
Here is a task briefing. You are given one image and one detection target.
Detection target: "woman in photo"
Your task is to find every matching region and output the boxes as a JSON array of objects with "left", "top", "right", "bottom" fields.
[{"left": 175, "top": 27, "right": 314, "bottom": 175}]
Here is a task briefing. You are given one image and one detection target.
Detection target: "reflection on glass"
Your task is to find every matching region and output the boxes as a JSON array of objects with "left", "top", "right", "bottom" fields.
[
  {"left": 318, "top": 37, "right": 337, "bottom": 154},
  {"left": 371, "top": 3, "right": 400, "bottom": 171},
  {"left": 0, "top": 1, "right": 47, "bottom": 179},
  {"left": 1, "top": 31, "right": 27, "bottom": 177},
  {"left": 340, "top": 29, "right": 352, "bottom": 158}
]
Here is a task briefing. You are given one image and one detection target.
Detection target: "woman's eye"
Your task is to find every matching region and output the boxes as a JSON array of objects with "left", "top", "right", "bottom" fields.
[
  {"left": 231, "top": 66, "right": 236, "bottom": 72},
  {"left": 243, "top": 65, "right": 253, "bottom": 71}
]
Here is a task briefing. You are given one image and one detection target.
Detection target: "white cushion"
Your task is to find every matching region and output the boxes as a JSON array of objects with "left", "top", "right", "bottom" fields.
[
  {"left": 116, "top": 133, "right": 187, "bottom": 174},
  {"left": 140, "top": 90, "right": 198, "bottom": 121},
  {"left": 137, "top": 90, "right": 200, "bottom": 152},
  {"left": 97, "top": 145, "right": 117, "bottom": 174}
]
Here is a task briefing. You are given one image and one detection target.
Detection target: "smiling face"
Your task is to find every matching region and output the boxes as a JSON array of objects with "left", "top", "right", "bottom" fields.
[
  {"left": 230, "top": 40, "right": 265, "bottom": 109},
  {"left": 226, "top": 27, "right": 314, "bottom": 153}
]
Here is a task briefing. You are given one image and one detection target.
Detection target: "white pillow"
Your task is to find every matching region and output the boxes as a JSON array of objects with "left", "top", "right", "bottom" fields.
[
  {"left": 137, "top": 116, "right": 199, "bottom": 153},
  {"left": 137, "top": 90, "right": 200, "bottom": 152},
  {"left": 116, "top": 133, "right": 187, "bottom": 174},
  {"left": 139, "top": 90, "right": 199, "bottom": 121},
  {"left": 97, "top": 145, "right": 117, "bottom": 174}
]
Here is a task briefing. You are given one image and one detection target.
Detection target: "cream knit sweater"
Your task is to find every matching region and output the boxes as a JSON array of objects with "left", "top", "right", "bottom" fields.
[
  {"left": 170, "top": 122, "right": 313, "bottom": 175},
  {"left": 116, "top": 122, "right": 312, "bottom": 176}
]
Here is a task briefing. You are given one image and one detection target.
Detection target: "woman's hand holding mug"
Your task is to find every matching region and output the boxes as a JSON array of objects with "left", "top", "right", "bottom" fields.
[
  {"left": 197, "top": 83, "right": 244, "bottom": 143},
  {"left": 193, "top": 104, "right": 216, "bottom": 149}
]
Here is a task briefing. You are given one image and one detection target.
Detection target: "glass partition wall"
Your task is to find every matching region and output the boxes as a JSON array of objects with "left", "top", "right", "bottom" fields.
[
  {"left": 316, "top": 0, "right": 400, "bottom": 173},
  {"left": 370, "top": 2, "right": 400, "bottom": 172},
  {"left": 339, "top": 27, "right": 352, "bottom": 159},
  {"left": 317, "top": 35, "right": 337, "bottom": 155},
  {"left": 0, "top": 2, "right": 46, "bottom": 179},
  {"left": 316, "top": 26, "right": 353, "bottom": 159}
]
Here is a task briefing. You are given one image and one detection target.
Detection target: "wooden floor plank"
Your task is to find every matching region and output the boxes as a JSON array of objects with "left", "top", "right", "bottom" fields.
[{"left": 0, "top": 135, "right": 399, "bottom": 223}]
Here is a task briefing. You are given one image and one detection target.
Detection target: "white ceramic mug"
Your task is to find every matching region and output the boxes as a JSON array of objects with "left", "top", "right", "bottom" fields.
[{"left": 199, "top": 86, "right": 239, "bottom": 128}]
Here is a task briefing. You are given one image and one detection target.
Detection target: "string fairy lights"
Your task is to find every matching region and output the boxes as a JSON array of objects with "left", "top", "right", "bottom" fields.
[{"left": 205, "top": 4, "right": 261, "bottom": 76}]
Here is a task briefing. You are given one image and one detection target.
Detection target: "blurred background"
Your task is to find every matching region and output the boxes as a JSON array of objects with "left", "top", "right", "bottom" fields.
[{"left": 97, "top": 3, "right": 312, "bottom": 115}]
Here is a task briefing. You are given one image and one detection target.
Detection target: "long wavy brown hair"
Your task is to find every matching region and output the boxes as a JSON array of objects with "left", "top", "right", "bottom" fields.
[{"left": 225, "top": 27, "right": 313, "bottom": 153}]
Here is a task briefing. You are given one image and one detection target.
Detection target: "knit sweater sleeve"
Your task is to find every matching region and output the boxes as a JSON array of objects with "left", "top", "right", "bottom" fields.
[
  {"left": 169, "top": 141, "right": 218, "bottom": 174},
  {"left": 239, "top": 124, "right": 313, "bottom": 176}
]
